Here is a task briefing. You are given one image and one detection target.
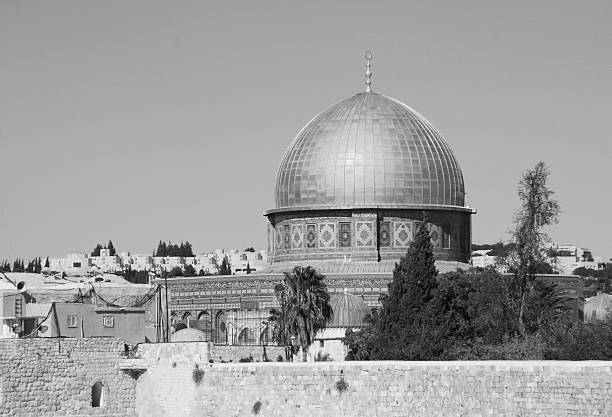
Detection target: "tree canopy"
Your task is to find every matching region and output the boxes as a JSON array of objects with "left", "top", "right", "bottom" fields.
[
  {"left": 154, "top": 241, "right": 194, "bottom": 257},
  {"left": 218, "top": 256, "right": 231, "bottom": 275},
  {"left": 504, "top": 162, "right": 561, "bottom": 335}
]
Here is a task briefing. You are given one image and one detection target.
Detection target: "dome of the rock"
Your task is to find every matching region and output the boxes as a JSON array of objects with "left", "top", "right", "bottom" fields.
[{"left": 265, "top": 52, "right": 474, "bottom": 265}]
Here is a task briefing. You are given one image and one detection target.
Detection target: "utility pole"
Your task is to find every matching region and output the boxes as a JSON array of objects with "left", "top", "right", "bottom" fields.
[{"left": 164, "top": 273, "right": 169, "bottom": 342}]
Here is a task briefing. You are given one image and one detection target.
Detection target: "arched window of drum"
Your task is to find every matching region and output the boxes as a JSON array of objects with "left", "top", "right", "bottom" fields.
[{"left": 92, "top": 381, "right": 104, "bottom": 408}]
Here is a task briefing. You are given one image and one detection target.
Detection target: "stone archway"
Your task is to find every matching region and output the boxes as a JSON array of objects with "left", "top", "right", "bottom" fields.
[
  {"left": 91, "top": 380, "right": 105, "bottom": 408},
  {"left": 215, "top": 311, "right": 227, "bottom": 344},
  {"left": 238, "top": 327, "right": 251, "bottom": 344}
]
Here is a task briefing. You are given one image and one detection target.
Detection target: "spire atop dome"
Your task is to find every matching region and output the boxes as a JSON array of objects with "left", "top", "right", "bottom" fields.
[{"left": 365, "top": 50, "right": 373, "bottom": 92}]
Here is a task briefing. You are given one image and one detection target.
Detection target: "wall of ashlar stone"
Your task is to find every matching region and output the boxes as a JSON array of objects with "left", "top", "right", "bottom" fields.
[
  {"left": 3, "top": 339, "right": 612, "bottom": 417},
  {"left": 136, "top": 360, "right": 612, "bottom": 417},
  {"left": 0, "top": 338, "right": 137, "bottom": 417}
]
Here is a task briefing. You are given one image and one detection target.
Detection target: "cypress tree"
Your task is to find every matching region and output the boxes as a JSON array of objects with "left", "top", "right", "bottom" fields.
[
  {"left": 371, "top": 219, "right": 439, "bottom": 360},
  {"left": 107, "top": 240, "right": 116, "bottom": 256},
  {"left": 91, "top": 244, "right": 103, "bottom": 257},
  {"left": 219, "top": 256, "right": 231, "bottom": 275}
]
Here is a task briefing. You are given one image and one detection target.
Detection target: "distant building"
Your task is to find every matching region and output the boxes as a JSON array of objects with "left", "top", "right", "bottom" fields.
[
  {"left": 552, "top": 245, "right": 601, "bottom": 275},
  {"left": 0, "top": 272, "right": 160, "bottom": 342},
  {"left": 129, "top": 254, "right": 155, "bottom": 271},
  {"left": 471, "top": 250, "right": 500, "bottom": 269},
  {"left": 90, "top": 248, "right": 123, "bottom": 273},
  {"left": 40, "top": 303, "right": 146, "bottom": 344},
  {"left": 49, "top": 253, "right": 92, "bottom": 276},
  {"left": 0, "top": 278, "right": 21, "bottom": 338}
]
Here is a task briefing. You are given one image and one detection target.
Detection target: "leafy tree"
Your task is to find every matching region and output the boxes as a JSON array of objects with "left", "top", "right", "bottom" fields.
[
  {"left": 344, "top": 326, "right": 380, "bottom": 361},
  {"left": 169, "top": 266, "right": 183, "bottom": 277},
  {"left": 0, "top": 260, "right": 10, "bottom": 272},
  {"left": 269, "top": 306, "right": 294, "bottom": 360},
  {"left": 184, "top": 264, "right": 197, "bottom": 277},
  {"left": 472, "top": 241, "right": 514, "bottom": 257},
  {"left": 120, "top": 266, "right": 151, "bottom": 284},
  {"left": 244, "top": 247, "right": 255, "bottom": 253},
  {"left": 91, "top": 244, "right": 103, "bottom": 257},
  {"left": 25, "top": 259, "right": 36, "bottom": 273},
  {"left": 13, "top": 259, "right": 24, "bottom": 272},
  {"left": 183, "top": 241, "right": 194, "bottom": 257},
  {"left": 155, "top": 241, "right": 167, "bottom": 257},
  {"left": 271, "top": 266, "right": 332, "bottom": 361},
  {"left": 544, "top": 318, "right": 612, "bottom": 360},
  {"left": 154, "top": 241, "right": 195, "bottom": 257},
  {"left": 504, "top": 162, "right": 560, "bottom": 335},
  {"left": 218, "top": 256, "right": 231, "bottom": 275},
  {"left": 573, "top": 267, "right": 598, "bottom": 277},
  {"left": 107, "top": 240, "right": 116, "bottom": 256}
]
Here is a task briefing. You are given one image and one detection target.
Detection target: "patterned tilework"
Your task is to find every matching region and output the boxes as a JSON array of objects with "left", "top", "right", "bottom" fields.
[
  {"left": 291, "top": 224, "right": 304, "bottom": 249},
  {"left": 394, "top": 221, "right": 413, "bottom": 247},
  {"left": 429, "top": 224, "right": 441, "bottom": 249},
  {"left": 356, "top": 222, "right": 374, "bottom": 247},
  {"left": 305, "top": 224, "right": 317, "bottom": 248},
  {"left": 267, "top": 225, "right": 274, "bottom": 255},
  {"left": 379, "top": 222, "right": 391, "bottom": 247},
  {"left": 275, "top": 227, "right": 283, "bottom": 250},
  {"left": 318, "top": 223, "right": 336, "bottom": 248},
  {"left": 283, "top": 225, "right": 291, "bottom": 250},
  {"left": 339, "top": 222, "right": 352, "bottom": 247}
]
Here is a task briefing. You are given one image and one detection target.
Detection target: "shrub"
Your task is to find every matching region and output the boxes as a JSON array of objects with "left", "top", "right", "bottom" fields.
[
  {"left": 192, "top": 364, "right": 204, "bottom": 384},
  {"left": 335, "top": 377, "right": 349, "bottom": 394}
]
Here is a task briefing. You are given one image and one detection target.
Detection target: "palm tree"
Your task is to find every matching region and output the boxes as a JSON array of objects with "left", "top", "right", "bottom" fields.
[{"left": 271, "top": 266, "right": 333, "bottom": 361}]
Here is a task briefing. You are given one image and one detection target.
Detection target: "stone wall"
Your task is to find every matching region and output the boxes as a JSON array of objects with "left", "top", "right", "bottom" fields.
[
  {"left": 210, "top": 344, "right": 287, "bottom": 362},
  {"left": 3, "top": 339, "right": 612, "bottom": 417},
  {"left": 136, "top": 360, "right": 612, "bottom": 417},
  {"left": 0, "top": 338, "right": 136, "bottom": 417}
]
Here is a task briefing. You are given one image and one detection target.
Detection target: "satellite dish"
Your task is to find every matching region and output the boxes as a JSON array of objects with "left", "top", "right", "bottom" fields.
[{"left": 16, "top": 281, "right": 26, "bottom": 291}]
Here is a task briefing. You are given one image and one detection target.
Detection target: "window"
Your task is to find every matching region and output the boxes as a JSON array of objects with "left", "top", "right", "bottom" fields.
[
  {"left": 102, "top": 316, "right": 114, "bottom": 328},
  {"left": 443, "top": 224, "right": 451, "bottom": 249},
  {"left": 73, "top": 262, "right": 81, "bottom": 267},
  {"left": 319, "top": 340, "right": 325, "bottom": 347},
  {"left": 67, "top": 315, "right": 78, "bottom": 328}
]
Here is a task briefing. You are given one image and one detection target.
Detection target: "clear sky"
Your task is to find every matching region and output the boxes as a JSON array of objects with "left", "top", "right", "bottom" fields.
[{"left": 1, "top": 0, "right": 611, "bottom": 261}]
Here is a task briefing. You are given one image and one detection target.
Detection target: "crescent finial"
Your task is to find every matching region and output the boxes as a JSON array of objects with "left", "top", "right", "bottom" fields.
[{"left": 365, "top": 50, "right": 373, "bottom": 92}]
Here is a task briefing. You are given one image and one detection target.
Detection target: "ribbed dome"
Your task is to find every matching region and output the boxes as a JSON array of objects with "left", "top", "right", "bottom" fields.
[
  {"left": 584, "top": 293, "right": 612, "bottom": 322},
  {"left": 275, "top": 92, "right": 465, "bottom": 210},
  {"left": 328, "top": 290, "right": 372, "bottom": 328}
]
